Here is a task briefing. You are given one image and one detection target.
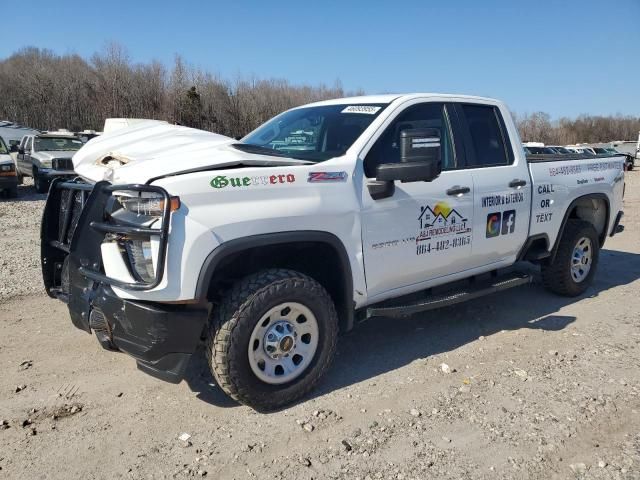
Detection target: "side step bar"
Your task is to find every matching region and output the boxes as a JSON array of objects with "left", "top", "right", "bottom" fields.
[{"left": 366, "top": 273, "right": 533, "bottom": 319}]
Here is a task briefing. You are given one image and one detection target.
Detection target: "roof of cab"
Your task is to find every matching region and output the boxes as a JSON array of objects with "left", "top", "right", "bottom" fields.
[{"left": 304, "top": 93, "right": 501, "bottom": 108}]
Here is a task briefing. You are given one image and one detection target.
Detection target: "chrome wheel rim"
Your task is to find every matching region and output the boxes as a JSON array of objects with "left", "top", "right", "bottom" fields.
[
  {"left": 248, "top": 302, "right": 319, "bottom": 385},
  {"left": 571, "top": 237, "right": 592, "bottom": 283}
]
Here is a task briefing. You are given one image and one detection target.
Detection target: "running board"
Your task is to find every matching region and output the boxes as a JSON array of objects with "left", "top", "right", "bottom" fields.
[{"left": 366, "top": 273, "right": 533, "bottom": 319}]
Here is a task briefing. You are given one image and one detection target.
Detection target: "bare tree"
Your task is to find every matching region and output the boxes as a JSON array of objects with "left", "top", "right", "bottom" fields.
[{"left": 1, "top": 44, "right": 637, "bottom": 143}]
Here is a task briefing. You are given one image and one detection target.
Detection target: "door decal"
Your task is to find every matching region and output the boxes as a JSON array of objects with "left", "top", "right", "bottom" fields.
[{"left": 416, "top": 201, "right": 472, "bottom": 255}]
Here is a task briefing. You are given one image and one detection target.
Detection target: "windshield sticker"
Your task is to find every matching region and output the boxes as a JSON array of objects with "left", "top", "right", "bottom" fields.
[
  {"left": 341, "top": 105, "right": 381, "bottom": 115},
  {"left": 416, "top": 201, "right": 472, "bottom": 255},
  {"left": 210, "top": 173, "right": 295, "bottom": 189},
  {"left": 308, "top": 171, "right": 348, "bottom": 183}
]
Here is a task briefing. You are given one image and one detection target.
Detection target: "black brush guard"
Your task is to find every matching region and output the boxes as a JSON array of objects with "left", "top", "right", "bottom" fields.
[{"left": 41, "top": 178, "right": 207, "bottom": 383}]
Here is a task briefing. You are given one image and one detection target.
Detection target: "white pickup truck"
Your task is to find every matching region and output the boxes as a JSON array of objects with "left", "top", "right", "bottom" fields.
[{"left": 41, "top": 94, "right": 626, "bottom": 410}]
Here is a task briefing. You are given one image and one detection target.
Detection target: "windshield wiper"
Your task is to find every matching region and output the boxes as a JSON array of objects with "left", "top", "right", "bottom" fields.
[{"left": 231, "top": 143, "right": 291, "bottom": 157}]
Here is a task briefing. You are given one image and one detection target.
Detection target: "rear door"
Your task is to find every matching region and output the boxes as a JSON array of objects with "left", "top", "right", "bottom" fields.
[
  {"left": 360, "top": 101, "right": 475, "bottom": 299},
  {"left": 453, "top": 103, "right": 531, "bottom": 266}
]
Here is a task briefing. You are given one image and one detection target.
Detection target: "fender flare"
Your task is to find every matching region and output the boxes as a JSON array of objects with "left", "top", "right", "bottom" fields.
[
  {"left": 550, "top": 193, "right": 610, "bottom": 263},
  {"left": 195, "top": 231, "right": 355, "bottom": 331}
]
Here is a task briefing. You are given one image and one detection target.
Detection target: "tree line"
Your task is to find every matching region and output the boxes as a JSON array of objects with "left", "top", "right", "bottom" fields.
[{"left": 0, "top": 45, "right": 638, "bottom": 144}]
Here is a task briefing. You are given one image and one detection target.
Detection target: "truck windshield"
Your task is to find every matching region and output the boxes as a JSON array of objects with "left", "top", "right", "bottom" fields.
[
  {"left": 34, "top": 137, "right": 83, "bottom": 152},
  {"left": 239, "top": 104, "right": 387, "bottom": 162},
  {"left": 0, "top": 136, "right": 8, "bottom": 154}
]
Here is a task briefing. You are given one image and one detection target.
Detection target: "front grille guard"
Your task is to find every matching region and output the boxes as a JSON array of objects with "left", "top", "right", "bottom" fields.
[{"left": 42, "top": 179, "right": 172, "bottom": 297}]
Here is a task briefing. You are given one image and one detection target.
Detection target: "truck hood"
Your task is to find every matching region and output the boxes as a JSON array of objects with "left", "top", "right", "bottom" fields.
[
  {"left": 0, "top": 153, "right": 12, "bottom": 165},
  {"left": 73, "top": 121, "right": 310, "bottom": 184},
  {"left": 34, "top": 151, "right": 78, "bottom": 160}
]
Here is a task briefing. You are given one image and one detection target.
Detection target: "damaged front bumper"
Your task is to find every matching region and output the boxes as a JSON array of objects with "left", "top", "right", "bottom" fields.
[{"left": 41, "top": 178, "right": 207, "bottom": 383}]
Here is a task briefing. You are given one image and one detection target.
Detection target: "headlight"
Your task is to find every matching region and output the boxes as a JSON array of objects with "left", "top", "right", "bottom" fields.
[
  {"left": 123, "top": 238, "right": 155, "bottom": 282},
  {"left": 114, "top": 192, "right": 180, "bottom": 217},
  {"left": 106, "top": 189, "right": 179, "bottom": 285},
  {"left": 0, "top": 163, "right": 16, "bottom": 176}
]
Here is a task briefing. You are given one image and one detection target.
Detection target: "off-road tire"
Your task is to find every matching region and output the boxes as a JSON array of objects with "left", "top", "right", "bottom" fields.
[
  {"left": 542, "top": 219, "right": 599, "bottom": 297},
  {"left": 34, "top": 169, "right": 49, "bottom": 194},
  {"left": 206, "top": 268, "right": 338, "bottom": 411}
]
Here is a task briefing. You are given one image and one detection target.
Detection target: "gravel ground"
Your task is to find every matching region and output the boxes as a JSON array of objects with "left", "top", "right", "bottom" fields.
[
  {"left": 0, "top": 178, "right": 46, "bottom": 300},
  {"left": 0, "top": 172, "right": 639, "bottom": 480}
]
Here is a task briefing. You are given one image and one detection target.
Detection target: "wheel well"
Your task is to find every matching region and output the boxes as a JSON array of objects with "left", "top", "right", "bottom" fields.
[
  {"left": 566, "top": 196, "right": 608, "bottom": 245},
  {"left": 204, "top": 241, "right": 353, "bottom": 332}
]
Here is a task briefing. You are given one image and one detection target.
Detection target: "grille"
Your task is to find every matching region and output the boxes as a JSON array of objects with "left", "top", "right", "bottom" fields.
[
  {"left": 52, "top": 158, "right": 74, "bottom": 171},
  {"left": 58, "top": 189, "right": 87, "bottom": 244}
]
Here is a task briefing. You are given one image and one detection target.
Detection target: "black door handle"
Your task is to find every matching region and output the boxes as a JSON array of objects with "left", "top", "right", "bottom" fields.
[
  {"left": 446, "top": 185, "right": 471, "bottom": 196},
  {"left": 509, "top": 179, "right": 527, "bottom": 188}
]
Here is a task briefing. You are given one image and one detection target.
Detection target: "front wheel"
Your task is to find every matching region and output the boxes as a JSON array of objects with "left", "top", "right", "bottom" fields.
[
  {"left": 206, "top": 268, "right": 338, "bottom": 411},
  {"left": 542, "top": 219, "right": 600, "bottom": 297},
  {"left": 33, "top": 168, "right": 50, "bottom": 194}
]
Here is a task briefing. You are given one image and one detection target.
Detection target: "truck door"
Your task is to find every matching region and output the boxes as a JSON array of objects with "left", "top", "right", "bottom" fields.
[
  {"left": 19, "top": 137, "right": 32, "bottom": 174},
  {"left": 453, "top": 103, "right": 530, "bottom": 265},
  {"left": 360, "top": 101, "right": 475, "bottom": 299}
]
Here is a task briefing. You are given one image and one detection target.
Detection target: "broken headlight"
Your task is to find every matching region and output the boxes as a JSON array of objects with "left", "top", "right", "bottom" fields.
[
  {"left": 107, "top": 190, "right": 179, "bottom": 284},
  {"left": 114, "top": 193, "right": 180, "bottom": 218}
]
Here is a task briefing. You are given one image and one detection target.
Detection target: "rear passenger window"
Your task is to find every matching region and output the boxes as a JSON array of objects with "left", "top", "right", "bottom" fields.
[{"left": 460, "top": 105, "right": 510, "bottom": 167}]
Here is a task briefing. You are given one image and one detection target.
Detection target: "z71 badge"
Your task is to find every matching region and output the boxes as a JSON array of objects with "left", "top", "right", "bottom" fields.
[{"left": 308, "top": 171, "right": 348, "bottom": 183}]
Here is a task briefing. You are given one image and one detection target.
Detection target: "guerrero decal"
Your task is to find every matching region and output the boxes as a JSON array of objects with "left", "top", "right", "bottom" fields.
[
  {"left": 481, "top": 192, "right": 524, "bottom": 208},
  {"left": 308, "top": 171, "right": 348, "bottom": 183},
  {"left": 416, "top": 201, "right": 471, "bottom": 256},
  {"left": 210, "top": 173, "right": 295, "bottom": 189},
  {"left": 486, "top": 210, "right": 516, "bottom": 238}
]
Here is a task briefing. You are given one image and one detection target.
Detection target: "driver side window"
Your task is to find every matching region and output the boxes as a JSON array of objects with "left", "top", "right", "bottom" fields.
[{"left": 364, "top": 102, "right": 455, "bottom": 178}]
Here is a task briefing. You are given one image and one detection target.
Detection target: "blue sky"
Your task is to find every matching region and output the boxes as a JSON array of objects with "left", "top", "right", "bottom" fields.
[{"left": 3, "top": 0, "right": 639, "bottom": 118}]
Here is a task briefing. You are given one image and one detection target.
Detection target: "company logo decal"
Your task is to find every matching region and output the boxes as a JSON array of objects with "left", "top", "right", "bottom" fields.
[
  {"left": 416, "top": 201, "right": 472, "bottom": 255},
  {"left": 308, "top": 171, "right": 348, "bottom": 183},
  {"left": 486, "top": 210, "right": 516, "bottom": 238},
  {"left": 486, "top": 212, "right": 501, "bottom": 238},
  {"left": 210, "top": 173, "right": 295, "bottom": 189},
  {"left": 481, "top": 192, "right": 524, "bottom": 208}
]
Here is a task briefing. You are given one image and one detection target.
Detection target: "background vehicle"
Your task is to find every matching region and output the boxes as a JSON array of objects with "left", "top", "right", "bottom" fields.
[
  {"left": 16, "top": 132, "right": 83, "bottom": 193},
  {"left": 547, "top": 146, "right": 573, "bottom": 154},
  {"left": 524, "top": 145, "right": 557, "bottom": 154},
  {"left": 0, "top": 135, "right": 18, "bottom": 198},
  {"left": 41, "top": 94, "right": 625, "bottom": 410}
]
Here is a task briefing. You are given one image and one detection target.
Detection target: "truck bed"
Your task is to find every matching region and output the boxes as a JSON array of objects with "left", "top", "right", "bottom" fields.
[{"left": 527, "top": 153, "right": 625, "bottom": 251}]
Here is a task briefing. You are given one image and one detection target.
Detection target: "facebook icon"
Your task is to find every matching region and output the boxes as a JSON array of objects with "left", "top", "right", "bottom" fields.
[{"left": 501, "top": 210, "right": 516, "bottom": 235}]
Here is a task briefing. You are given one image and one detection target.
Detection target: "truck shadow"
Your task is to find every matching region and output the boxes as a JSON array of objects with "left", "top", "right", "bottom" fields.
[{"left": 183, "top": 248, "right": 640, "bottom": 409}]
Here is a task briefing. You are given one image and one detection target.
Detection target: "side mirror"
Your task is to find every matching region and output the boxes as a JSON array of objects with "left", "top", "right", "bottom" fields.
[
  {"left": 378, "top": 128, "right": 442, "bottom": 182},
  {"left": 400, "top": 127, "right": 442, "bottom": 168},
  {"left": 17, "top": 147, "right": 24, "bottom": 155},
  {"left": 367, "top": 128, "right": 443, "bottom": 200}
]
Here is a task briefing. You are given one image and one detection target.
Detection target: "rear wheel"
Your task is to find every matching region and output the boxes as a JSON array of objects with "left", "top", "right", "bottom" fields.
[
  {"left": 206, "top": 268, "right": 338, "bottom": 411},
  {"left": 542, "top": 219, "right": 599, "bottom": 296},
  {"left": 33, "top": 168, "right": 50, "bottom": 194}
]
